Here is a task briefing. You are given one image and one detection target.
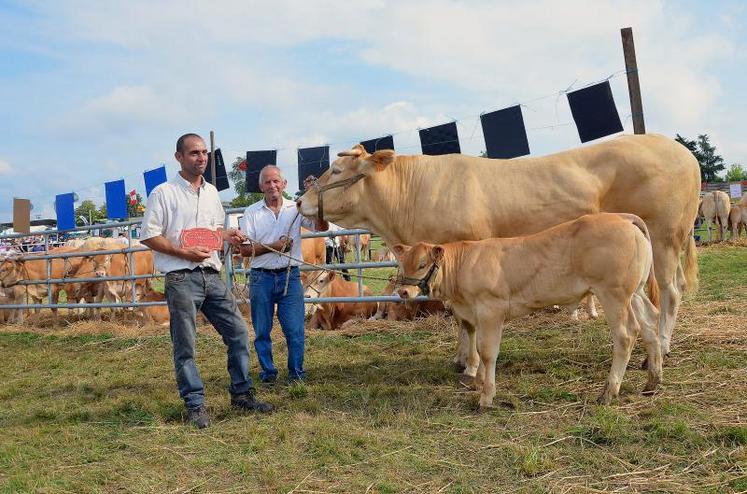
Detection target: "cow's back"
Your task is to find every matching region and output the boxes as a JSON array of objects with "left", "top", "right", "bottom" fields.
[{"left": 377, "top": 134, "right": 698, "bottom": 245}]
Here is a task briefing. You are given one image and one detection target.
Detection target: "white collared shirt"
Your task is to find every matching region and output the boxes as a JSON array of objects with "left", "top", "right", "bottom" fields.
[
  {"left": 241, "top": 198, "right": 315, "bottom": 269},
  {"left": 140, "top": 173, "right": 225, "bottom": 273}
]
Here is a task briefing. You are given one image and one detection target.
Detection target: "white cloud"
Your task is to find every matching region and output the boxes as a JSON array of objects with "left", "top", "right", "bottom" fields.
[
  {"left": 64, "top": 85, "right": 192, "bottom": 132},
  {"left": 0, "top": 159, "right": 14, "bottom": 176}
]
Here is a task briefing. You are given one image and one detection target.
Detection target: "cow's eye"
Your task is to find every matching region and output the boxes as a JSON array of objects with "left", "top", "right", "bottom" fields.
[
  {"left": 331, "top": 169, "right": 341, "bottom": 175},
  {"left": 418, "top": 261, "right": 427, "bottom": 269}
]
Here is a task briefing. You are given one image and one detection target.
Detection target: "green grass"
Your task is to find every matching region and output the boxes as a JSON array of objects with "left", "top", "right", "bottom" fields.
[{"left": 1, "top": 243, "right": 746, "bottom": 492}]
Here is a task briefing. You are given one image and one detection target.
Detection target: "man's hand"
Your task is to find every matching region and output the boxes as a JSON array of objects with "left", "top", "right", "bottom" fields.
[
  {"left": 274, "top": 236, "right": 293, "bottom": 253},
  {"left": 239, "top": 243, "right": 255, "bottom": 257},
  {"left": 181, "top": 246, "right": 212, "bottom": 262},
  {"left": 221, "top": 228, "right": 247, "bottom": 247}
]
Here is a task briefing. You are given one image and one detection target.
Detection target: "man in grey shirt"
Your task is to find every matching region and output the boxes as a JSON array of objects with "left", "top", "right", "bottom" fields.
[{"left": 141, "top": 133, "right": 272, "bottom": 429}]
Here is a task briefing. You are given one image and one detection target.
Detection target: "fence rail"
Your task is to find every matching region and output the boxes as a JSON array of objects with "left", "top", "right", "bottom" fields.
[{"left": 1, "top": 213, "right": 408, "bottom": 314}]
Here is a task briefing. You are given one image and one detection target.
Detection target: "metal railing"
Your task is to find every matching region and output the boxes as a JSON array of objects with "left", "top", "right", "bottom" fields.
[{"left": 1, "top": 210, "right": 423, "bottom": 315}]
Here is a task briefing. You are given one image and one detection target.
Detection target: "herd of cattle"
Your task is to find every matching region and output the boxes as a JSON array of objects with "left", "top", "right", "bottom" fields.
[
  {"left": 0, "top": 231, "right": 425, "bottom": 329},
  {"left": 1, "top": 133, "right": 744, "bottom": 407},
  {"left": 0, "top": 237, "right": 164, "bottom": 325},
  {"left": 698, "top": 190, "right": 747, "bottom": 241}
]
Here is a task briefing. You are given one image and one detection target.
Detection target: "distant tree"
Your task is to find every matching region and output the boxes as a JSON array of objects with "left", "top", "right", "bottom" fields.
[
  {"left": 228, "top": 156, "right": 264, "bottom": 208},
  {"left": 127, "top": 193, "right": 146, "bottom": 218},
  {"left": 675, "top": 133, "right": 726, "bottom": 183},
  {"left": 75, "top": 200, "right": 102, "bottom": 226},
  {"left": 725, "top": 163, "right": 747, "bottom": 182}
]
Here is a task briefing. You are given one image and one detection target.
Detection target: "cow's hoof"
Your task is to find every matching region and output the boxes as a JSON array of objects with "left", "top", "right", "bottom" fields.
[
  {"left": 642, "top": 379, "right": 661, "bottom": 395},
  {"left": 458, "top": 374, "right": 476, "bottom": 389},
  {"left": 597, "top": 393, "right": 614, "bottom": 405}
]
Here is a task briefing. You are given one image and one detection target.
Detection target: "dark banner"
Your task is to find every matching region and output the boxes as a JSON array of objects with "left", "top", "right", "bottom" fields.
[
  {"left": 245, "top": 150, "right": 277, "bottom": 194},
  {"left": 360, "top": 135, "right": 394, "bottom": 154},
  {"left": 419, "top": 122, "right": 461, "bottom": 155},
  {"left": 480, "top": 105, "right": 530, "bottom": 159},
  {"left": 205, "top": 148, "right": 230, "bottom": 191},
  {"left": 567, "top": 81, "right": 624, "bottom": 143},
  {"left": 298, "top": 146, "right": 330, "bottom": 191}
]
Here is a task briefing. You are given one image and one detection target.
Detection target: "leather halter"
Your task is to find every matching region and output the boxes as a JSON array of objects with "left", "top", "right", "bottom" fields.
[
  {"left": 310, "top": 173, "right": 366, "bottom": 223},
  {"left": 397, "top": 262, "right": 439, "bottom": 297}
]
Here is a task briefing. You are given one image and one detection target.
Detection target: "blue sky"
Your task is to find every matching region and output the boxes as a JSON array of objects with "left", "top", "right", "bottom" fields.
[{"left": 1, "top": 0, "right": 745, "bottom": 223}]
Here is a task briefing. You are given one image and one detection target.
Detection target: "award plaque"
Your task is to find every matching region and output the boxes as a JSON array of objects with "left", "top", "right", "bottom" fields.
[{"left": 179, "top": 228, "right": 223, "bottom": 251}]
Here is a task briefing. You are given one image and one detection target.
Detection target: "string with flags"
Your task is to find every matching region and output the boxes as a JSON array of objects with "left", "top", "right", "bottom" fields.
[{"left": 9, "top": 72, "right": 631, "bottom": 232}]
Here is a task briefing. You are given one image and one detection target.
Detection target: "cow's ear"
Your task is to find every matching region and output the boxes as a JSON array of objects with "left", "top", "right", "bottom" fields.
[
  {"left": 337, "top": 144, "right": 367, "bottom": 158},
  {"left": 431, "top": 245, "right": 445, "bottom": 262},
  {"left": 327, "top": 270, "right": 337, "bottom": 280},
  {"left": 390, "top": 244, "right": 410, "bottom": 260},
  {"left": 357, "top": 149, "right": 395, "bottom": 175}
]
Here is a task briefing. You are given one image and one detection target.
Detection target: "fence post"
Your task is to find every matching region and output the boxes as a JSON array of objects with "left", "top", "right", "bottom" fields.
[
  {"left": 44, "top": 233, "right": 52, "bottom": 307},
  {"left": 621, "top": 27, "right": 645, "bottom": 134},
  {"left": 355, "top": 234, "right": 363, "bottom": 296},
  {"left": 128, "top": 224, "right": 136, "bottom": 307}
]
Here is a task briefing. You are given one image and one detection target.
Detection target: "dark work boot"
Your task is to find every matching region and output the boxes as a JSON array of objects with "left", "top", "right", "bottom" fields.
[
  {"left": 231, "top": 392, "right": 274, "bottom": 414},
  {"left": 186, "top": 405, "right": 210, "bottom": 429}
]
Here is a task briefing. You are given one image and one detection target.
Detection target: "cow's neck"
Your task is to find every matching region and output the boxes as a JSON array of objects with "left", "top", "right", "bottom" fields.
[
  {"left": 354, "top": 162, "right": 421, "bottom": 245},
  {"left": 430, "top": 243, "right": 464, "bottom": 302}
]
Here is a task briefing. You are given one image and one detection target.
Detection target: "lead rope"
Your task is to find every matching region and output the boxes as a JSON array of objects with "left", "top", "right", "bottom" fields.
[{"left": 241, "top": 236, "right": 393, "bottom": 284}]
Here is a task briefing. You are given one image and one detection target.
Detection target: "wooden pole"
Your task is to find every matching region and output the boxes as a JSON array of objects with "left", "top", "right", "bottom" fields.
[
  {"left": 621, "top": 27, "right": 645, "bottom": 134},
  {"left": 209, "top": 130, "right": 217, "bottom": 186}
]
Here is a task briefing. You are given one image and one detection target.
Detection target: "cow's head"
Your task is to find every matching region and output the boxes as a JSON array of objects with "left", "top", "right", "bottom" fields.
[
  {"left": 391, "top": 243, "right": 444, "bottom": 299},
  {"left": 296, "top": 144, "right": 396, "bottom": 224},
  {"left": 304, "top": 270, "right": 337, "bottom": 299},
  {"left": 0, "top": 255, "right": 22, "bottom": 288},
  {"left": 91, "top": 254, "right": 112, "bottom": 277}
]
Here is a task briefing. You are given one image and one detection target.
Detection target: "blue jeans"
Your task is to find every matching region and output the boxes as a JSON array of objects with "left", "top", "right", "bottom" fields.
[
  {"left": 165, "top": 268, "right": 254, "bottom": 409},
  {"left": 248, "top": 267, "right": 305, "bottom": 381}
]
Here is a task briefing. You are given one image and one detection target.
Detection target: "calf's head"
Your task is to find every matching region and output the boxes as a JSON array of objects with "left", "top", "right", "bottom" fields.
[
  {"left": 0, "top": 257, "right": 22, "bottom": 288},
  {"left": 91, "top": 254, "right": 112, "bottom": 277},
  {"left": 304, "top": 270, "right": 337, "bottom": 299},
  {"left": 391, "top": 243, "right": 444, "bottom": 299}
]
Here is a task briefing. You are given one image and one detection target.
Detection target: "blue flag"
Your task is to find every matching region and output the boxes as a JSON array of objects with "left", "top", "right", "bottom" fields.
[
  {"left": 105, "top": 179, "right": 128, "bottom": 220},
  {"left": 144, "top": 166, "right": 167, "bottom": 196},
  {"left": 55, "top": 193, "right": 76, "bottom": 230}
]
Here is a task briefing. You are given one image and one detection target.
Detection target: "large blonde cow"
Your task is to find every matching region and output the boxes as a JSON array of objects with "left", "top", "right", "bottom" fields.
[
  {"left": 729, "top": 204, "right": 747, "bottom": 239},
  {"left": 698, "top": 191, "right": 730, "bottom": 242},
  {"left": 297, "top": 133, "right": 700, "bottom": 363}
]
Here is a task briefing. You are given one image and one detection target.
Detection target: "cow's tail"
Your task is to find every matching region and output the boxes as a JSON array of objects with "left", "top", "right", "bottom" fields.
[
  {"left": 615, "top": 213, "right": 659, "bottom": 308},
  {"left": 683, "top": 233, "right": 699, "bottom": 294},
  {"left": 647, "top": 263, "right": 660, "bottom": 309}
]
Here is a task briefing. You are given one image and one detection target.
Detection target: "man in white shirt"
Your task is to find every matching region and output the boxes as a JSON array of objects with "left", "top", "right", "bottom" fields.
[
  {"left": 240, "top": 166, "right": 327, "bottom": 385},
  {"left": 141, "top": 133, "right": 272, "bottom": 429}
]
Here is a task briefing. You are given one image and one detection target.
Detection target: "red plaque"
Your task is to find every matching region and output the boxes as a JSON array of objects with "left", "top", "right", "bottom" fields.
[{"left": 179, "top": 228, "right": 223, "bottom": 251}]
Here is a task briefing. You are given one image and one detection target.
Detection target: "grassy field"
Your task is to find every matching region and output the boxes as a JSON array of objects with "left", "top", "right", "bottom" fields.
[{"left": 0, "top": 242, "right": 745, "bottom": 493}]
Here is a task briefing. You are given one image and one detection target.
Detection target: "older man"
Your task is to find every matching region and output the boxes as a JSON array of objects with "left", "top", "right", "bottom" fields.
[
  {"left": 141, "top": 133, "right": 272, "bottom": 429},
  {"left": 240, "top": 166, "right": 327, "bottom": 385}
]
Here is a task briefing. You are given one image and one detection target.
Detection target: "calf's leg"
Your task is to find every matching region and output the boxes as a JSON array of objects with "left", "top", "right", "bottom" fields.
[
  {"left": 597, "top": 295, "right": 636, "bottom": 404},
  {"left": 475, "top": 310, "right": 506, "bottom": 410}
]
